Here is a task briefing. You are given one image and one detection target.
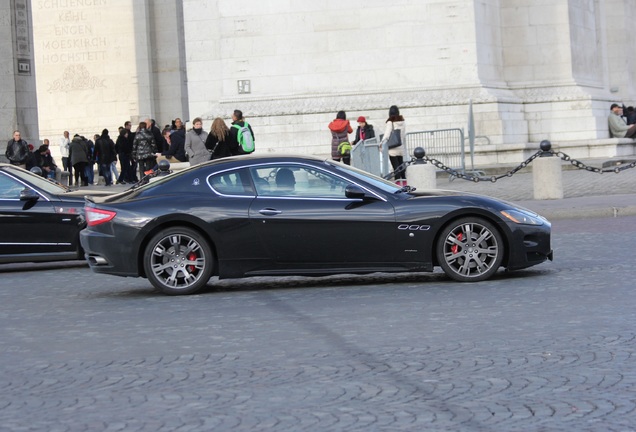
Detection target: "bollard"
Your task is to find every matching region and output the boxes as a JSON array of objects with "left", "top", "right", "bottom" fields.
[
  {"left": 533, "top": 140, "right": 563, "bottom": 200},
  {"left": 406, "top": 147, "right": 437, "bottom": 190}
]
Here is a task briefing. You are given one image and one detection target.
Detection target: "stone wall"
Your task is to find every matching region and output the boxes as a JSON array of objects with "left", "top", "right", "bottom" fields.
[
  {"left": 183, "top": 0, "right": 635, "bottom": 161},
  {"left": 13, "top": 0, "right": 635, "bottom": 166}
]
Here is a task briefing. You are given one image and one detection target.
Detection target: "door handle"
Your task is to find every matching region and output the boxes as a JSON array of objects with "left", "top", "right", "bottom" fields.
[{"left": 259, "top": 208, "right": 282, "bottom": 216}]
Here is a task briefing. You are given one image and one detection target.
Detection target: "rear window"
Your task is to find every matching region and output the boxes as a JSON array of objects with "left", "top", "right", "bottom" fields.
[{"left": 208, "top": 168, "right": 254, "bottom": 196}]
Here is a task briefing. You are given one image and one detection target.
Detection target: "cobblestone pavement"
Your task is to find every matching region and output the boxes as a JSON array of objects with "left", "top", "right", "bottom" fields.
[{"left": 1, "top": 217, "right": 636, "bottom": 431}]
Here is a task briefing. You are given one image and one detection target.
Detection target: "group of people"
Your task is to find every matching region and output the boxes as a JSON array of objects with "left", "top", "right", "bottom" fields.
[
  {"left": 328, "top": 105, "right": 407, "bottom": 184},
  {"left": 58, "top": 127, "right": 133, "bottom": 187},
  {"left": 4, "top": 131, "right": 62, "bottom": 182},
  {"left": 183, "top": 110, "right": 255, "bottom": 166},
  {"left": 108, "top": 110, "right": 255, "bottom": 184},
  {"left": 4, "top": 109, "right": 256, "bottom": 187},
  {"left": 9, "top": 102, "right": 636, "bottom": 188}
]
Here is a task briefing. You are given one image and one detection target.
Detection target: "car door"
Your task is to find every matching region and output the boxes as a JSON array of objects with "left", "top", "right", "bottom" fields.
[
  {"left": 248, "top": 163, "right": 397, "bottom": 269},
  {"left": 0, "top": 171, "right": 80, "bottom": 258}
]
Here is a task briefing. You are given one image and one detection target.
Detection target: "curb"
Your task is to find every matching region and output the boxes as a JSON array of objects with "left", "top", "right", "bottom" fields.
[{"left": 531, "top": 205, "right": 636, "bottom": 220}]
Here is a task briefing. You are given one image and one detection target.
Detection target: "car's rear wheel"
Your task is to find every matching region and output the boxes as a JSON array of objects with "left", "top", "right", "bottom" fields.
[
  {"left": 436, "top": 217, "right": 504, "bottom": 282},
  {"left": 143, "top": 227, "right": 214, "bottom": 295}
]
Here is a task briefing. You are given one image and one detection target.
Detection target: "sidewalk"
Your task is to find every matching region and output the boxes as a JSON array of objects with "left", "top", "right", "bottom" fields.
[
  {"left": 433, "top": 158, "right": 636, "bottom": 220},
  {"left": 76, "top": 157, "right": 636, "bottom": 221}
]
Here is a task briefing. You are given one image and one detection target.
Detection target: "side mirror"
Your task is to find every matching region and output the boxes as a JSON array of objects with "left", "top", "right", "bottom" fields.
[
  {"left": 345, "top": 185, "right": 369, "bottom": 200},
  {"left": 20, "top": 188, "right": 40, "bottom": 202}
]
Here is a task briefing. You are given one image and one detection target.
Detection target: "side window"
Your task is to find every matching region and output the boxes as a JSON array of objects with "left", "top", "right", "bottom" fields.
[
  {"left": 208, "top": 169, "right": 253, "bottom": 196},
  {"left": 0, "top": 174, "right": 25, "bottom": 199},
  {"left": 250, "top": 165, "right": 351, "bottom": 198}
]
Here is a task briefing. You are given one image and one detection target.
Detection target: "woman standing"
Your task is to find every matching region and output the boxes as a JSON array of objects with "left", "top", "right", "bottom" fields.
[
  {"left": 132, "top": 121, "right": 157, "bottom": 179},
  {"left": 69, "top": 134, "right": 89, "bottom": 186},
  {"left": 205, "top": 117, "right": 235, "bottom": 159},
  {"left": 352, "top": 116, "right": 375, "bottom": 145},
  {"left": 95, "top": 129, "right": 117, "bottom": 186},
  {"left": 380, "top": 105, "right": 407, "bottom": 185},
  {"left": 184, "top": 117, "right": 210, "bottom": 165},
  {"left": 328, "top": 110, "right": 353, "bottom": 165}
]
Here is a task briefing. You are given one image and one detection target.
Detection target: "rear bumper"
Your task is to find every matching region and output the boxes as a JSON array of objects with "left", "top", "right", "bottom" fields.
[{"left": 80, "top": 230, "right": 140, "bottom": 277}]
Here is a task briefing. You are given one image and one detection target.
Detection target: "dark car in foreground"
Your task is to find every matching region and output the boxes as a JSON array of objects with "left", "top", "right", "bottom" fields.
[
  {"left": 0, "top": 163, "right": 89, "bottom": 263},
  {"left": 80, "top": 155, "right": 552, "bottom": 295}
]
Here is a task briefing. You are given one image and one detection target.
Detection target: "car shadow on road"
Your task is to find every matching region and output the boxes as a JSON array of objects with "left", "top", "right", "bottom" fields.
[
  {"left": 89, "top": 267, "right": 554, "bottom": 298},
  {"left": 0, "top": 260, "right": 87, "bottom": 273}
]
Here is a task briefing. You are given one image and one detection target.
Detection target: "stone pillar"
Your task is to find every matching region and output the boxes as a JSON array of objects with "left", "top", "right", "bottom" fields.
[
  {"left": 0, "top": 0, "right": 39, "bottom": 160},
  {"left": 407, "top": 162, "right": 437, "bottom": 190},
  {"left": 533, "top": 156, "right": 564, "bottom": 200},
  {"left": 406, "top": 148, "right": 437, "bottom": 190},
  {"left": 31, "top": 0, "right": 187, "bottom": 146}
]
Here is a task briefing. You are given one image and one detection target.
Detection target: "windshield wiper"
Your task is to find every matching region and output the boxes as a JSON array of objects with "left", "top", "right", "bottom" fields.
[{"left": 394, "top": 185, "right": 416, "bottom": 194}]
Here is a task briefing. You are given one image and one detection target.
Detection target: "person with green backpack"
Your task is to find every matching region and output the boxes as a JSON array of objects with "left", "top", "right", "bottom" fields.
[
  {"left": 328, "top": 110, "right": 353, "bottom": 165},
  {"left": 229, "top": 109, "right": 255, "bottom": 155}
]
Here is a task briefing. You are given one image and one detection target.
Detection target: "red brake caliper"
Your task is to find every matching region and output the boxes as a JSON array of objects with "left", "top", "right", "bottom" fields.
[
  {"left": 451, "top": 232, "right": 463, "bottom": 254},
  {"left": 187, "top": 252, "right": 197, "bottom": 273}
]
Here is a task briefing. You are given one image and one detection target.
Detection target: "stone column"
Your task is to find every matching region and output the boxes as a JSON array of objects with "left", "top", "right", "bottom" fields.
[{"left": 0, "top": 0, "right": 39, "bottom": 159}]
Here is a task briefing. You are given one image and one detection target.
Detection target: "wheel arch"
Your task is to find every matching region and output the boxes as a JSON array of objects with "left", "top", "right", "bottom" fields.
[
  {"left": 136, "top": 219, "right": 219, "bottom": 279},
  {"left": 431, "top": 209, "right": 512, "bottom": 268}
]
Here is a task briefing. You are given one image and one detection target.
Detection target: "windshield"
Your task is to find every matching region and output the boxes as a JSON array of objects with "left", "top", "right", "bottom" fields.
[
  {"left": 4, "top": 165, "right": 70, "bottom": 195},
  {"left": 325, "top": 160, "right": 401, "bottom": 193}
]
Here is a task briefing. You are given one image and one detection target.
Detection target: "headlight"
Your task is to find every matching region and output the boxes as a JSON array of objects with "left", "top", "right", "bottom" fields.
[{"left": 500, "top": 209, "right": 544, "bottom": 226}]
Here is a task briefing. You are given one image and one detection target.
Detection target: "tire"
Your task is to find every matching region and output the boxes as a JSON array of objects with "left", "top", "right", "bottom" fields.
[
  {"left": 436, "top": 217, "right": 504, "bottom": 282},
  {"left": 143, "top": 227, "right": 214, "bottom": 295}
]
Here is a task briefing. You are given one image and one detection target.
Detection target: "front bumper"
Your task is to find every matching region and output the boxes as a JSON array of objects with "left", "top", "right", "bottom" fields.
[{"left": 505, "top": 221, "right": 553, "bottom": 271}]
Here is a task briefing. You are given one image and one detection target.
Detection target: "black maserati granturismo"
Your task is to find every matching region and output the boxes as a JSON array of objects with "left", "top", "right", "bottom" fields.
[{"left": 80, "top": 155, "right": 552, "bottom": 295}]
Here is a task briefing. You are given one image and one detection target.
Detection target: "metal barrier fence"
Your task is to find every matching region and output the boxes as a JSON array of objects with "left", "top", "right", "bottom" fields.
[
  {"left": 352, "top": 128, "right": 468, "bottom": 178},
  {"left": 350, "top": 137, "right": 389, "bottom": 177},
  {"left": 406, "top": 128, "right": 466, "bottom": 174}
]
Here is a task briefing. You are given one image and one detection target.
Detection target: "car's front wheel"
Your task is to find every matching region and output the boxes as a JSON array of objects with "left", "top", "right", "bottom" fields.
[
  {"left": 143, "top": 227, "right": 214, "bottom": 295},
  {"left": 436, "top": 217, "right": 504, "bottom": 282}
]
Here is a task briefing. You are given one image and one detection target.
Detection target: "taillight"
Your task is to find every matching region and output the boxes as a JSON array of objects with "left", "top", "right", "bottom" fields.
[{"left": 85, "top": 207, "right": 116, "bottom": 226}]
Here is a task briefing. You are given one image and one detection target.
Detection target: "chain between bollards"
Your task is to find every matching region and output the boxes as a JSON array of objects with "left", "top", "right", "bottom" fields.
[{"left": 383, "top": 142, "right": 636, "bottom": 182}]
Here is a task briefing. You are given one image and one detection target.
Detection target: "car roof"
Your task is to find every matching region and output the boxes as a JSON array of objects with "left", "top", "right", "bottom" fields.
[
  {"left": 209, "top": 154, "right": 327, "bottom": 164},
  {"left": 189, "top": 154, "right": 330, "bottom": 171}
]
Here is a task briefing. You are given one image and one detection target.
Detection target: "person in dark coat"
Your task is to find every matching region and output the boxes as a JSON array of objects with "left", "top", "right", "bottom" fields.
[
  {"left": 157, "top": 128, "right": 187, "bottom": 163},
  {"left": 132, "top": 121, "right": 157, "bottom": 179},
  {"left": 69, "top": 135, "right": 89, "bottom": 186},
  {"left": 169, "top": 118, "right": 187, "bottom": 161},
  {"left": 5, "top": 130, "right": 29, "bottom": 168},
  {"left": 205, "top": 117, "right": 234, "bottom": 159},
  {"left": 35, "top": 140, "right": 61, "bottom": 182},
  {"left": 25, "top": 144, "right": 38, "bottom": 171},
  {"left": 352, "top": 116, "right": 375, "bottom": 145},
  {"left": 147, "top": 118, "right": 167, "bottom": 153},
  {"left": 124, "top": 121, "right": 138, "bottom": 182},
  {"left": 115, "top": 128, "right": 133, "bottom": 183},
  {"left": 228, "top": 109, "right": 255, "bottom": 155},
  {"left": 95, "top": 129, "right": 117, "bottom": 186}
]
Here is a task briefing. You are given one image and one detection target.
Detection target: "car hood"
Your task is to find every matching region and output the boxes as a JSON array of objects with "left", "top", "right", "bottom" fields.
[{"left": 408, "top": 189, "right": 541, "bottom": 216}]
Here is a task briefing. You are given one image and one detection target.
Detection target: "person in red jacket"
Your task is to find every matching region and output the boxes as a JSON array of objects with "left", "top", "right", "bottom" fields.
[{"left": 328, "top": 111, "right": 353, "bottom": 165}]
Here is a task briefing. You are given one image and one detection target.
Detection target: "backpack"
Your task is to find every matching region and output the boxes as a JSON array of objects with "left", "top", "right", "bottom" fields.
[
  {"left": 232, "top": 122, "right": 255, "bottom": 153},
  {"left": 338, "top": 141, "right": 352, "bottom": 155}
]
